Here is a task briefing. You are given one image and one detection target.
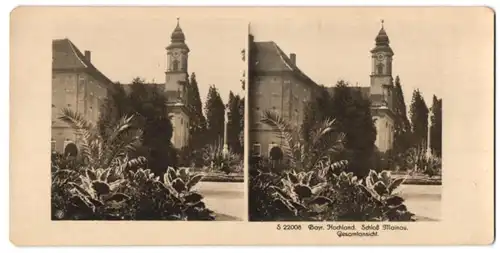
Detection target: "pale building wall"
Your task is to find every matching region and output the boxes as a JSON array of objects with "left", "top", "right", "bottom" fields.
[
  {"left": 169, "top": 109, "right": 190, "bottom": 149},
  {"left": 373, "top": 113, "right": 395, "bottom": 153},
  {"left": 249, "top": 73, "right": 313, "bottom": 158},
  {"left": 51, "top": 71, "right": 108, "bottom": 154}
]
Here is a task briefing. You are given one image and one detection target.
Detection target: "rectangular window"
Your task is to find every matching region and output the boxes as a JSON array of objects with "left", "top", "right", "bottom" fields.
[{"left": 252, "top": 143, "right": 261, "bottom": 157}]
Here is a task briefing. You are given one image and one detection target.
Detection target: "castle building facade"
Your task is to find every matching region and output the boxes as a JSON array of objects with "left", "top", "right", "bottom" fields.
[
  {"left": 248, "top": 23, "right": 397, "bottom": 158},
  {"left": 51, "top": 38, "right": 114, "bottom": 156}
]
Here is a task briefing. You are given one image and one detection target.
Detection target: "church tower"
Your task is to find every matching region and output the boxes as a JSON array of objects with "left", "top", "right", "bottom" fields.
[
  {"left": 370, "top": 20, "right": 394, "bottom": 109},
  {"left": 370, "top": 20, "right": 396, "bottom": 152},
  {"left": 166, "top": 18, "right": 190, "bottom": 104},
  {"left": 165, "top": 18, "right": 191, "bottom": 149}
]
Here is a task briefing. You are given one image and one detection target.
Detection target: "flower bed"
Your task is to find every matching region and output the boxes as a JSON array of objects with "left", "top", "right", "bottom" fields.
[{"left": 187, "top": 167, "right": 244, "bottom": 183}]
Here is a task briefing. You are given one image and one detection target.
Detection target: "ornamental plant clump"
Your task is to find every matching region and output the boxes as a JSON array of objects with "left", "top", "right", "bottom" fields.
[
  {"left": 51, "top": 108, "right": 215, "bottom": 221},
  {"left": 249, "top": 159, "right": 416, "bottom": 222},
  {"left": 202, "top": 143, "right": 242, "bottom": 174},
  {"left": 51, "top": 163, "right": 215, "bottom": 220}
]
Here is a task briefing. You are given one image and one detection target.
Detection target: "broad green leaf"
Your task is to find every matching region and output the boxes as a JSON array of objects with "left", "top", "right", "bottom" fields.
[
  {"left": 380, "top": 170, "right": 392, "bottom": 186},
  {"left": 171, "top": 178, "right": 186, "bottom": 193},
  {"left": 293, "top": 184, "right": 312, "bottom": 199},
  {"left": 86, "top": 169, "right": 97, "bottom": 181},
  {"left": 100, "top": 168, "right": 111, "bottom": 182},
  {"left": 187, "top": 174, "right": 203, "bottom": 190},
  {"left": 92, "top": 181, "right": 110, "bottom": 195},
  {"left": 106, "top": 193, "right": 130, "bottom": 202},
  {"left": 388, "top": 177, "right": 405, "bottom": 194},
  {"left": 311, "top": 183, "right": 326, "bottom": 195},
  {"left": 166, "top": 167, "right": 177, "bottom": 183},
  {"left": 289, "top": 200, "right": 307, "bottom": 211},
  {"left": 287, "top": 172, "right": 299, "bottom": 184},
  {"left": 373, "top": 181, "right": 388, "bottom": 196},
  {"left": 368, "top": 170, "right": 378, "bottom": 185},
  {"left": 184, "top": 192, "right": 204, "bottom": 204},
  {"left": 308, "top": 196, "right": 333, "bottom": 206},
  {"left": 386, "top": 195, "right": 405, "bottom": 206},
  {"left": 178, "top": 168, "right": 189, "bottom": 182}
]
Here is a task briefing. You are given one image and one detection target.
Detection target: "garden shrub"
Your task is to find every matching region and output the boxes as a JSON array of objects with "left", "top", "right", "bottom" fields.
[
  {"left": 51, "top": 161, "right": 215, "bottom": 221},
  {"left": 202, "top": 143, "right": 242, "bottom": 174},
  {"left": 248, "top": 160, "right": 416, "bottom": 222}
]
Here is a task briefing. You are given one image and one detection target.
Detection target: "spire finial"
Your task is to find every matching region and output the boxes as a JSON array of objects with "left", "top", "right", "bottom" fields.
[
  {"left": 381, "top": 19, "right": 384, "bottom": 28},
  {"left": 176, "top": 17, "right": 180, "bottom": 25}
]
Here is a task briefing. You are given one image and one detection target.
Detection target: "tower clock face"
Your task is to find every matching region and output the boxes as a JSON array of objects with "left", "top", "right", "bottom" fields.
[{"left": 376, "top": 53, "right": 385, "bottom": 61}]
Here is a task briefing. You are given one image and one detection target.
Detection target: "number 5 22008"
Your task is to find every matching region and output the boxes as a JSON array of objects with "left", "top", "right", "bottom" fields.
[{"left": 276, "top": 224, "right": 302, "bottom": 230}]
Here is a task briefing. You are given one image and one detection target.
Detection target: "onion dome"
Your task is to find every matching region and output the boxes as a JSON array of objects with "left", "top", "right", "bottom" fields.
[
  {"left": 375, "top": 20, "right": 390, "bottom": 46},
  {"left": 171, "top": 18, "right": 185, "bottom": 43}
]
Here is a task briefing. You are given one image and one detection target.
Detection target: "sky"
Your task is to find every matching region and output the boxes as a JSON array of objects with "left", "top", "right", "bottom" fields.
[
  {"left": 49, "top": 7, "right": 493, "bottom": 112},
  {"left": 50, "top": 8, "right": 247, "bottom": 105},
  {"left": 248, "top": 7, "right": 493, "bottom": 110}
]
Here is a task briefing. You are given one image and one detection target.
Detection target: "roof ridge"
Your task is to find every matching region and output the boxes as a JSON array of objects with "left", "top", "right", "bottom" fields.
[
  {"left": 271, "top": 42, "right": 293, "bottom": 71},
  {"left": 66, "top": 39, "right": 88, "bottom": 68}
]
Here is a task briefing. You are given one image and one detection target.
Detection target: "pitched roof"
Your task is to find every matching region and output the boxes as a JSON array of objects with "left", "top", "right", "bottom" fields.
[
  {"left": 52, "top": 38, "right": 114, "bottom": 85},
  {"left": 252, "top": 41, "right": 317, "bottom": 86}
]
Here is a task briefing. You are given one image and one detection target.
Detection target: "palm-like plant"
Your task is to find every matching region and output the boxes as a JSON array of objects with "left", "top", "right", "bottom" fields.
[
  {"left": 58, "top": 108, "right": 144, "bottom": 169},
  {"left": 260, "top": 110, "right": 345, "bottom": 172}
]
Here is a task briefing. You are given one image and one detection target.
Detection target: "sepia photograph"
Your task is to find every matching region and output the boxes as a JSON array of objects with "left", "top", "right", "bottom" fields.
[
  {"left": 50, "top": 11, "right": 246, "bottom": 221},
  {"left": 248, "top": 16, "right": 445, "bottom": 222},
  {"left": 9, "top": 6, "right": 494, "bottom": 246}
]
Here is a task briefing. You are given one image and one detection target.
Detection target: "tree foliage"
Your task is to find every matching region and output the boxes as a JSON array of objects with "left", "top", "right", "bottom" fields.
[
  {"left": 204, "top": 85, "right": 225, "bottom": 145},
  {"left": 302, "top": 81, "right": 377, "bottom": 177},
  {"left": 227, "top": 92, "right": 244, "bottom": 154},
  {"left": 187, "top": 73, "right": 207, "bottom": 149},
  {"left": 98, "top": 78, "right": 175, "bottom": 176},
  {"left": 392, "top": 76, "right": 413, "bottom": 155},
  {"left": 409, "top": 89, "right": 429, "bottom": 149},
  {"left": 430, "top": 95, "right": 442, "bottom": 157}
]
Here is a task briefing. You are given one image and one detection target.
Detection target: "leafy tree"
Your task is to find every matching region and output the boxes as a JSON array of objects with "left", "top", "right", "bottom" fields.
[
  {"left": 184, "top": 73, "right": 207, "bottom": 166},
  {"left": 302, "top": 81, "right": 377, "bottom": 177},
  {"left": 227, "top": 92, "right": 244, "bottom": 154},
  {"left": 98, "top": 77, "right": 175, "bottom": 176},
  {"left": 187, "top": 73, "right": 207, "bottom": 146},
  {"left": 204, "top": 85, "right": 225, "bottom": 146},
  {"left": 97, "top": 82, "right": 130, "bottom": 140},
  {"left": 392, "top": 76, "right": 412, "bottom": 153},
  {"left": 302, "top": 85, "right": 332, "bottom": 143},
  {"left": 430, "top": 95, "right": 442, "bottom": 157},
  {"left": 409, "top": 89, "right": 429, "bottom": 149},
  {"left": 330, "top": 81, "right": 377, "bottom": 177}
]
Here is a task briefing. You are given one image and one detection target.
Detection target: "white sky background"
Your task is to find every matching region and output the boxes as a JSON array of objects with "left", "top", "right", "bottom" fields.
[
  {"left": 249, "top": 8, "right": 492, "bottom": 111},
  {"left": 50, "top": 10, "right": 247, "bottom": 106}
]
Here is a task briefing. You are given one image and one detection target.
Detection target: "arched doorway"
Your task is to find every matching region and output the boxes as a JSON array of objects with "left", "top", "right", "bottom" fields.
[{"left": 64, "top": 142, "right": 78, "bottom": 157}]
